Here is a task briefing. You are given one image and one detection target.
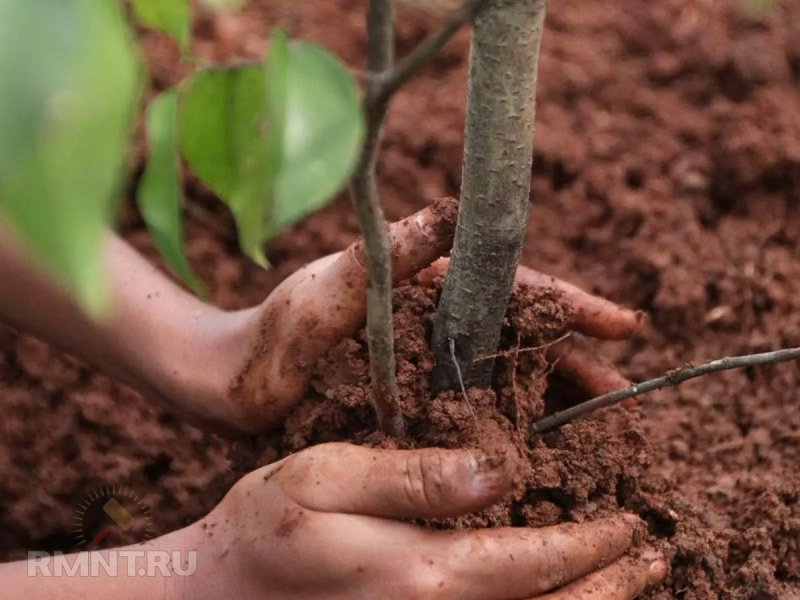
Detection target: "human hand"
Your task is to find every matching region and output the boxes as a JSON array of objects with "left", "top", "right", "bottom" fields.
[
  {"left": 182, "top": 443, "right": 666, "bottom": 600},
  {"left": 215, "top": 198, "right": 643, "bottom": 434}
]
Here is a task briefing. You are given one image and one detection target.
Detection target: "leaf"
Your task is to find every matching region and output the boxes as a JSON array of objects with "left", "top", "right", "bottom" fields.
[
  {"left": 225, "top": 29, "right": 289, "bottom": 263},
  {"left": 272, "top": 42, "right": 363, "bottom": 233},
  {"left": 138, "top": 91, "right": 206, "bottom": 296},
  {"left": 178, "top": 36, "right": 363, "bottom": 264},
  {"left": 0, "top": 0, "right": 140, "bottom": 317},
  {"left": 131, "top": 0, "right": 190, "bottom": 53},
  {"left": 177, "top": 64, "right": 273, "bottom": 264}
]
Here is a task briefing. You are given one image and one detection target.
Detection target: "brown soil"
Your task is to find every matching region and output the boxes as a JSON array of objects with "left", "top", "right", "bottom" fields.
[{"left": 2, "top": 0, "right": 800, "bottom": 598}]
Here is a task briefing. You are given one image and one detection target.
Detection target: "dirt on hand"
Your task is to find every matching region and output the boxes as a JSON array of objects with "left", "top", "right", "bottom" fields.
[{"left": 2, "top": 0, "right": 800, "bottom": 598}]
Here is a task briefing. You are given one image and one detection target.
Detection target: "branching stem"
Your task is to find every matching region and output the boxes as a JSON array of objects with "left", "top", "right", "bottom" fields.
[
  {"left": 374, "top": 0, "right": 488, "bottom": 104},
  {"left": 530, "top": 347, "right": 800, "bottom": 435},
  {"left": 350, "top": 0, "right": 489, "bottom": 437}
]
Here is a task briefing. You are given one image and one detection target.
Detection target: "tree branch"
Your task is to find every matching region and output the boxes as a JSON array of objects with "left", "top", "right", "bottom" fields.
[
  {"left": 350, "top": 0, "right": 404, "bottom": 437},
  {"left": 530, "top": 347, "right": 800, "bottom": 435},
  {"left": 374, "top": 0, "right": 487, "bottom": 104},
  {"left": 350, "top": 0, "right": 488, "bottom": 437}
]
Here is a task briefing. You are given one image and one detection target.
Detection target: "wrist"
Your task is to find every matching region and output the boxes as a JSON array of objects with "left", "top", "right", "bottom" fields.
[
  {"left": 152, "top": 305, "right": 259, "bottom": 432},
  {"left": 173, "top": 514, "right": 249, "bottom": 600},
  {"left": 161, "top": 521, "right": 214, "bottom": 600}
]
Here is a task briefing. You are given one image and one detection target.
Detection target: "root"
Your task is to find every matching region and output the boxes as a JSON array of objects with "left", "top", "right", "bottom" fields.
[{"left": 449, "top": 338, "right": 480, "bottom": 432}]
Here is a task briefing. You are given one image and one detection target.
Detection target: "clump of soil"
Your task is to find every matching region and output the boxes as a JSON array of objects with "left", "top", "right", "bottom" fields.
[
  {"left": 269, "top": 279, "right": 653, "bottom": 538},
  {"left": 242, "top": 279, "right": 757, "bottom": 599}
]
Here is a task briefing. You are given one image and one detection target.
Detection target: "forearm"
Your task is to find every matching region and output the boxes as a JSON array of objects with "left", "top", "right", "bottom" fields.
[
  {"left": 0, "top": 526, "right": 204, "bottom": 600},
  {"left": 0, "top": 223, "right": 254, "bottom": 428}
]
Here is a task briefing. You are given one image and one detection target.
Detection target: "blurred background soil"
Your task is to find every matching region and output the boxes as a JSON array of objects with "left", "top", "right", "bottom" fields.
[{"left": 1, "top": 0, "right": 799, "bottom": 597}]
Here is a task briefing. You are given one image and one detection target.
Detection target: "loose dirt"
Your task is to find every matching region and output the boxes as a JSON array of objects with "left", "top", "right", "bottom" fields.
[{"left": 2, "top": 0, "right": 799, "bottom": 597}]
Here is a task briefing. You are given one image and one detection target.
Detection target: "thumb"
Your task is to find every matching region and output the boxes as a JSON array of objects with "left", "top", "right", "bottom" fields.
[{"left": 275, "top": 443, "right": 517, "bottom": 519}]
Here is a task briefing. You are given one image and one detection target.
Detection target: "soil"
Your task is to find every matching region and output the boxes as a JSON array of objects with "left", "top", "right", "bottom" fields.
[{"left": 2, "top": 0, "right": 800, "bottom": 598}]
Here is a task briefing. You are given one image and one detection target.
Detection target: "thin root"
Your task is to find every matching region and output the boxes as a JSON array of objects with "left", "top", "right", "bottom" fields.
[
  {"left": 472, "top": 332, "right": 572, "bottom": 363},
  {"left": 449, "top": 338, "right": 480, "bottom": 432}
]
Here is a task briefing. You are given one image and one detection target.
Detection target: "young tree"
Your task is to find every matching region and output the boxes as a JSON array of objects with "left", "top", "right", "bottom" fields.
[{"left": 432, "top": 0, "right": 547, "bottom": 391}]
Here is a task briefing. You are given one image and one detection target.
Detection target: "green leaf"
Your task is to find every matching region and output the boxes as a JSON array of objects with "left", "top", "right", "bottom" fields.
[
  {"left": 131, "top": 0, "right": 190, "bottom": 53},
  {"left": 0, "top": 0, "right": 140, "bottom": 317},
  {"left": 138, "top": 91, "right": 206, "bottom": 296},
  {"left": 178, "top": 37, "right": 363, "bottom": 264},
  {"left": 272, "top": 42, "right": 363, "bottom": 233},
  {"left": 178, "top": 64, "right": 272, "bottom": 264}
]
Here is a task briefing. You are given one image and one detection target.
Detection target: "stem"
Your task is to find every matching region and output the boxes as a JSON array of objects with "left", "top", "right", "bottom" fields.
[
  {"left": 350, "top": 0, "right": 490, "bottom": 436},
  {"left": 432, "top": 0, "right": 547, "bottom": 392},
  {"left": 375, "top": 0, "right": 488, "bottom": 103},
  {"left": 350, "top": 0, "right": 404, "bottom": 437},
  {"left": 530, "top": 347, "right": 800, "bottom": 434}
]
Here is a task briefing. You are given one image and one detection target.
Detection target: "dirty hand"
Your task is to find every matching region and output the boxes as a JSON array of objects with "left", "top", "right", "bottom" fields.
[
  {"left": 223, "top": 198, "right": 644, "bottom": 433},
  {"left": 180, "top": 443, "right": 666, "bottom": 600},
  {"left": 0, "top": 200, "right": 642, "bottom": 435}
]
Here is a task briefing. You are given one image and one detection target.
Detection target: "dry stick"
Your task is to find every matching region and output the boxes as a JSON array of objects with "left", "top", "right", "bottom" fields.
[
  {"left": 350, "top": 0, "right": 489, "bottom": 437},
  {"left": 449, "top": 338, "right": 481, "bottom": 431},
  {"left": 530, "top": 347, "right": 800, "bottom": 435}
]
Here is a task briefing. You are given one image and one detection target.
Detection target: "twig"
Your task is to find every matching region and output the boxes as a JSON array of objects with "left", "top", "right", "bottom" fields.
[
  {"left": 350, "top": 0, "right": 487, "bottom": 437},
  {"left": 374, "top": 0, "right": 488, "bottom": 104},
  {"left": 350, "top": 0, "right": 404, "bottom": 437},
  {"left": 530, "top": 347, "right": 800, "bottom": 435},
  {"left": 450, "top": 338, "right": 480, "bottom": 432},
  {"left": 472, "top": 332, "right": 571, "bottom": 363}
]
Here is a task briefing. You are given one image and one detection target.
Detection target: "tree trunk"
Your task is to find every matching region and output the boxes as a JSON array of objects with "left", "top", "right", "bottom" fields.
[{"left": 431, "top": 0, "right": 547, "bottom": 392}]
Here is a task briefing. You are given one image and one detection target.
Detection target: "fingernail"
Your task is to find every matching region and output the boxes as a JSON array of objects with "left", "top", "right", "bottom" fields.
[{"left": 468, "top": 452, "right": 514, "bottom": 495}]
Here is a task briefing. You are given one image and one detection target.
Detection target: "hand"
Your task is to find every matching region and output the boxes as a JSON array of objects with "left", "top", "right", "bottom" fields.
[
  {"left": 417, "top": 256, "right": 646, "bottom": 398},
  {"left": 222, "top": 198, "right": 644, "bottom": 433},
  {"left": 182, "top": 443, "right": 666, "bottom": 600},
  {"left": 0, "top": 199, "right": 641, "bottom": 436}
]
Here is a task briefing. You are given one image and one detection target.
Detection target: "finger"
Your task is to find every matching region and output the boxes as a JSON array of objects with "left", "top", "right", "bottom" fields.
[
  {"left": 439, "top": 514, "right": 644, "bottom": 600},
  {"left": 274, "top": 442, "right": 517, "bottom": 519},
  {"left": 290, "top": 196, "right": 458, "bottom": 356},
  {"left": 547, "top": 334, "right": 631, "bottom": 398},
  {"left": 232, "top": 199, "right": 459, "bottom": 432},
  {"left": 328, "top": 195, "right": 458, "bottom": 291},
  {"left": 416, "top": 258, "right": 645, "bottom": 340},
  {"left": 536, "top": 550, "right": 668, "bottom": 600},
  {"left": 513, "top": 268, "right": 646, "bottom": 341}
]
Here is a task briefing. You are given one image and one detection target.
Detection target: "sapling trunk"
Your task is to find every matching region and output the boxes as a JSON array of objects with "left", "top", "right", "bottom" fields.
[
  {"left": 351, "top": 0, "right": 490, "bottom": 436},
  {"left": 350, "top": 0, "right": 405, "bottom": 437},
  {"left": 432, "top": 0, "right": 547, "bottom": 391}
]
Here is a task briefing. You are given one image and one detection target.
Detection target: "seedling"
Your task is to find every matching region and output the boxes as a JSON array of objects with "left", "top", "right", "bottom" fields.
[{"left": 1, "top": 0, "right": 797, "bottom": 441}]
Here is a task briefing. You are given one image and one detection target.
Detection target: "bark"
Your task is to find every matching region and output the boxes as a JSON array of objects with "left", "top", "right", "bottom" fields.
[
  {"left": 350, "top": 0, "right": 405, "bottom": 437},
  {"left": 432, "top": 0, "right": 547, "bottom": 391}
]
